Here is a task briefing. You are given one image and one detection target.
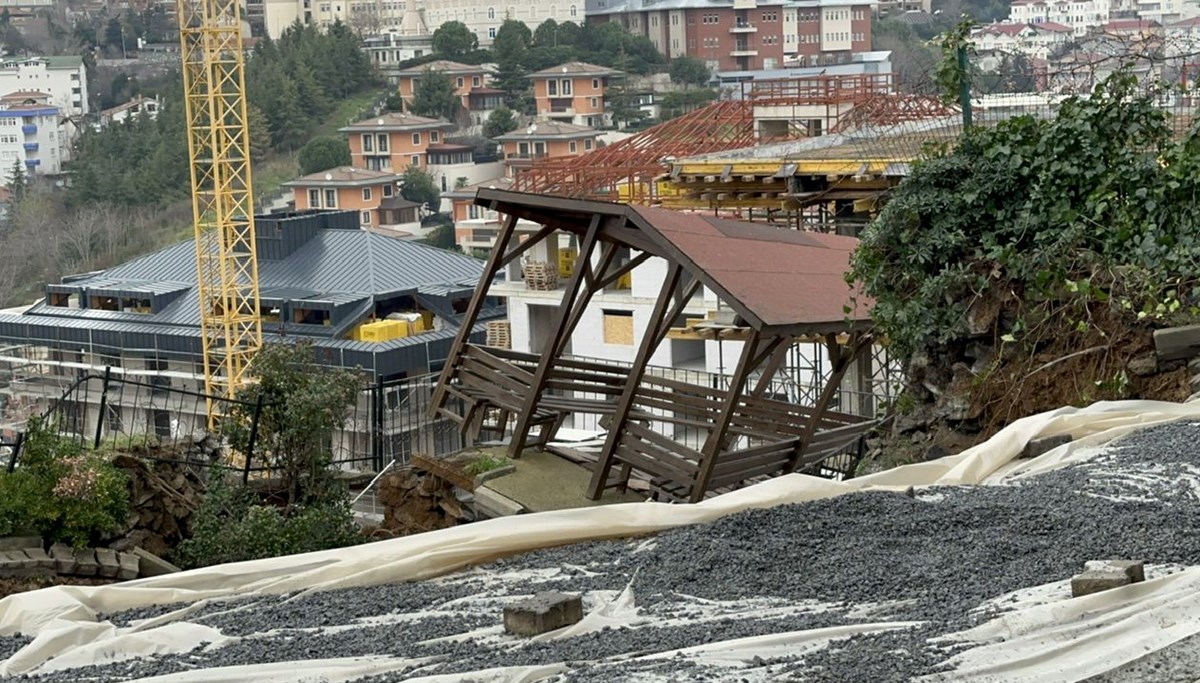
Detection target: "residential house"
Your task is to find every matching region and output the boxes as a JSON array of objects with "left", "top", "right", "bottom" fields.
[
  {"left": 339, "top": 112, "right": 455, "bottom": 171},
  {"left": 494, "top": 120, "right": 601, "bottom": 177},
  {"left": 0, "top": 91, "right": 68, "bottom": 176},
  {"left": 425, "top": 143, "right": 504, "bottom": 212},
  {"left": 585, "top": 0, "right": 873, "bottom": 72},
  {"left": 95, "top": 95, "right": 160, "bottom": 130},
  {"left": 0, "top": 55, "right": 88, "bottom": 118},
  {"left": 530, "top": 62, "right": 620, "bottom": 127},
  {"left": 395, "top": 60, "right": 496, "bottom": 112},
  {"left": 283, "top": 167, "right": 422, "bottom": 234},
  {"left": 971, "top": 22, "right": 1073, "bottom": 59}
]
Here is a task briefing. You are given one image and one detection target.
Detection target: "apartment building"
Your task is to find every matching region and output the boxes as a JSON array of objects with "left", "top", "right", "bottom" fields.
[
  {"left": 425, "top": 143, "right": 504, "bottom": 211},
  {"left": 422, "top": 0, "right": 584, "bottom": 45},
  {"left": 283, "top": 167, "right": 422, "bottom": 232},
  {"left": 363, "top": 8, "right": 436, "bottom": 84},
  {"left": 340, "top": 112, "right": 455, "bottom": 171},
  {"left": 530, "top": 62, "right": 619, "bottom": 127},
  {"left": 263, "top": 0, "right": 410, "bottom": 38},
  {"left": 394, "top": 60, "right": 503, "bottom": 124},
  {"left": 0, "top": 55, "right": 88, "bottom": 118},
  {"left": 494, "top": 120, "right": 600, "bottom": 176},
  {"left": 971, "top": 21, "right": 1073, "bottom": 58},
  {"left": 0, "top": 92, "right": 68, "bottom": 176},
  {"left": 585, "top": 0, "right": 872, "bottom": 72}
]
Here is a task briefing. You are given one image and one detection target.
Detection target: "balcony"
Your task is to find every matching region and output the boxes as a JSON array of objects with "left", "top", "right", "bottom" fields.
[
  {"left": 730, "top": 44, "right": 758, "bottom": 56},
  {"left": 730, "top": 21, "right": 757, "bottom": 32},
  {"left": 22, "top": 142, "right": 37, "bottom": 152},
  {"left": 23, "top": 159, "right": 38, "bottom": 167},
  {"left": 505, "top": 151, "right": 549, "bottom": 160},
  {"left": 21, "top": 124, "right": 36, "bottom": 135},
  {"left": 547, "top": 97, "right": 576, "bottom": 115}
]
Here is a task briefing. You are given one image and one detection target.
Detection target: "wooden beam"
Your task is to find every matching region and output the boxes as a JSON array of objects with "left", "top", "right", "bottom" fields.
[
  {"left": 784, "top": 331, "right": 874, "bottom": 473},
  {"left": 497, "top": 223, "right": 557, "bottom": 269},
  {"left": 587, "top": 264, "right": 686, "bottom": 500},
  {"left": 690, "top": 330, "right": 766, "bottom": 502},
  {"left": 507, "top": 215, "right": 602, "bottom": 459},
  {"left": 429, "top": 213, "right": 518, "bottom": 420},
  {"left": 749, "top": 337, "right": 792, "bottom": 399},
  {"left": 595, "top": 252, "right": 652, "bottom": 290}
]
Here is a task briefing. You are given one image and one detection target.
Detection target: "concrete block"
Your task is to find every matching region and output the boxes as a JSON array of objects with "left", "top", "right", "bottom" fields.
[
  {"left": 21, "top": 547, "right": 54, "bottom": 570},
  {"left": 0, "top": 550, "right": 50, "bottom": 578},
  {"left": 49, "top": 543, "right": 77, "bottom": 574},
  {"left": 73, "top": 548, "right": 99, "bottom": 577},
  {"left": 95, "top": 548, "right": 120, "bottom": 579},
  {"left": 1071, "top": 570, "right": 1131, "bottom": 598},
  {"left": 116, "top": 551, "right": 140, "bottom": 580},
  {"left": 132, "top": 547, "right": 180, "bottom": 577},
  {"left": 1021, "top": 434, "right": 1072, "bottom": 459},
  {"left": 1085, "top": 560, "right": 1145, "bottom": 584},
  {"left": 503, "top": 592, "right": 584, "bottom": 637},
  {"left": 0, "top": 536, "right": 42, "bottom": 551},
  {"left": 474, "top": 485, "right": 526, "bottom": 519}
]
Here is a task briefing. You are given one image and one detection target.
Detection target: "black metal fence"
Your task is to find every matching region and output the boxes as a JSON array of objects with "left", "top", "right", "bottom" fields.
[{"left": 6, "top": 368, "right": 464, "bottom": 479}]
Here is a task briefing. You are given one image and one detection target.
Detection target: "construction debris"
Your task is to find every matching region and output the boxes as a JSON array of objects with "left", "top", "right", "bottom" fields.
[
  {"left": 377, "top": 466, "right": 473, "bottom": 536},
  {"left": 503, "top": 592, "right": 584, "bottom": 636}
]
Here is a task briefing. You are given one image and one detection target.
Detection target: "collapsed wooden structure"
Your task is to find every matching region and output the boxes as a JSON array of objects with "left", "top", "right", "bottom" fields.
[{"left": 429, "top": 189, "right": 879, "bottom": 503}]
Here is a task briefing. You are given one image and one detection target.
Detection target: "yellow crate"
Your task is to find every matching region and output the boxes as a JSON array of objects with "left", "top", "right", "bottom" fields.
[
  {"left": 615, "top": 272, "right": 633, "bottom": 290},
  {"left": 558, "top": 247, "right": 578, "bottom": 278}
]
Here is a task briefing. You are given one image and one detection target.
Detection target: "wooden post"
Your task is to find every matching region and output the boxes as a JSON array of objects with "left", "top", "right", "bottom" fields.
[
  {"left": 690, "top": 331, "right": 765, "bottom": 502},
  {"left": 507, "top": 216, "right": 602, "bottom": 458},
  {"left": 749, "top": 337, "right": 792, "bottom": 399},
  {"left": 587, "top": 264, "right": 687, "bottom": 500},
  {"left": 785, "top": 331, "right": 872, "bottom": 473},
  {"left": 428, "top": 212, "right": 519, "bottom": 420}
]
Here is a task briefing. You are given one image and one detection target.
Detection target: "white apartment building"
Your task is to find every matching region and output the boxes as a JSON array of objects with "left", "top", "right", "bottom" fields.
[
  {"left": 264, "top": 0, "right": 573, "bottom": 42},
  {"left": 0, "top": 93, "right": 69, "bottom": 176},
  {"left": 264, "top": 0, "right": 411, "bottom": 38},
  {"left": 972, "top": 21, "right": 1073, "bottom": 58},
  {"left": 1006, "top": 0, "right": 1188, "bottom": 35},
  {"left": 0, "top": 56, "right": 88, "bottom": 119},
  {"left": 421, "top": 0, "right": 582, "bottom": 45}
]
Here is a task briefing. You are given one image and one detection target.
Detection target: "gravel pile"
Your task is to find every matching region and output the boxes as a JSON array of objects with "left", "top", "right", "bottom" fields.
[{"left": 10, "top": 419, "right": 1200, "bottom": 682}]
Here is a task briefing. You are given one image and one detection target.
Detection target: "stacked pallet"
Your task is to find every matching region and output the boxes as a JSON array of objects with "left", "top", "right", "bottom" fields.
[
  {"left": 486, "top": 321, "right": 512, "bottom": 349},
  {"left": 522, "top": 261, "right": 559, "bottom": 291}
]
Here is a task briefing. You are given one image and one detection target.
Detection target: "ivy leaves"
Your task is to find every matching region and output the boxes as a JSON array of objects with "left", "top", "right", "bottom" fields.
[{"left": 850, "top": 73, "right": 1200, "bottom": 357}]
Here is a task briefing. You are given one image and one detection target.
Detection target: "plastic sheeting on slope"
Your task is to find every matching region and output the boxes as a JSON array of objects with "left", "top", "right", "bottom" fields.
[{"left": 4, "top": 398, "right": 1200, "bottom": 681}]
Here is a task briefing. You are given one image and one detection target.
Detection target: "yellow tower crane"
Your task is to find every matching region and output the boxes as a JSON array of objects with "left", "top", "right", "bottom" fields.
[{"left": 176, "top": 0, "right": 262, "bottom": 427}]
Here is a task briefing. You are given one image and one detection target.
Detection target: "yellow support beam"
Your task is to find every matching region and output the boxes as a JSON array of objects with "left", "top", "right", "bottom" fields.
[{"left": 177, "top": 0, "right": 262, "bottom": 428}]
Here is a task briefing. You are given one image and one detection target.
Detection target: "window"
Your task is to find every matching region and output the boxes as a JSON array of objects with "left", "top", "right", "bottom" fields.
[
  {"left": 383, "top": 183, "right": 394, "bottom": 197},
  {"left": 362, "top": 133, "right": 374, "bottom": 152},
  {"left": 377, "top": 133, "right": 389, "bottom": 151},
  {"left": 411, "top": 154, "right": 420, "bottom": 166},
  {"left": 570, "top": 3, "right": 577, "bottom": 15},
  {"left": 591, "top": 97, "right": 599, "bottom": 107},
  {"left": 441, "top": 175, "right": 447, "bottom": 191},
  {"left": 431, "top": 130, "right": 440, "bottom": 143},
  {"left": 585, "top": 139, "right": 593, "bottom": 150},
  {"left": 561, "top": 79, "right": 572, "bottom": 95},
  {"left": 488, "top": 27, "right": 496, "bottom": 38},
  {"left": 569, "top": 140, "right": 577, "bottom": 153},
  {"left": 472, "top": 76, "right": 481, "bottom": 86},
  {"left": 362, "top": 187, "right": 373, "bottom": 201},
  {"left": 602, "top": 310, "right": 634, "bottom": 345},
  {"left": 487, "top": 6, "right": 495, "bottom": 18},
  {"left": 456, "top": 76, "right": 465, "bottom": 88},
  {"left": 548, "top": 79, "right": 557, "bottom": 95},
  {"left": 308, "top": 188, "right": 321, "bottom": 207},
  {"left": 361, "top": 210, "right": 372, "bottom": 224},
  {"left": 592, "top": 78, "right": 600, "bottom": 89},
  {"left": 324, "top": 189, "right": 337, "bottom": 207},
  {"left": 412, "top": 132, "right": 422, "bottom": 145}
]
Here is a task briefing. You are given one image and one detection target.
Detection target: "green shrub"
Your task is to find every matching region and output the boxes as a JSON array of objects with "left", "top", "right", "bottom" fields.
[
  {"left": 173, "top": 472, "right": 362, "bottom": 569},
  {"left": 0, "top": 419, "right": 130, "bottom": 547},
  {"left": 464, "top": 453, "right": 511, "bottom": 476}
]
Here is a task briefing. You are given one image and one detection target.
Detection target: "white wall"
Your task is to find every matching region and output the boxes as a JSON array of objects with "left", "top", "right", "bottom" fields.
[
  {"left": 429, "top": 160, "right": 504, "bottom": 213},
  {"left": 0, "top": 107, "right": 68, "bottom": 176},
  {"left": 422, "top": 0, "right": 584, "bottom": 45},
  {"left": 0, "top": 57, "right": 88, "bottom": 117}
]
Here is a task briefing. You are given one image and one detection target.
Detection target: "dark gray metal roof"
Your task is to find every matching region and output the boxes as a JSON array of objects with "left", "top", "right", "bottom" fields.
[{"left": 1, "top": 213, "right": 499, "bottom": 378}]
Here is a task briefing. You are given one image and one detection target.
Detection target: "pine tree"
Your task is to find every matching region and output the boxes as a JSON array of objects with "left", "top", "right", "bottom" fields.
[
  {"left": 7, "top": 158, "right": 25, "bottom": 204},
  {"left": 409, "top": 69, "right": 461, "bottom": 122},
  {"left": 247, "top": 104, "right": 272, "bottom": 163}
]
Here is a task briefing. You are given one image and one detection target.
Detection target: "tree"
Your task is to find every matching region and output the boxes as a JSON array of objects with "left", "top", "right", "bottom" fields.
[
  {"left": 432, "top": 20, "right": 478, "bottom": 58},
  {"left": 493, "top": 60, "right": 532, "bottom": 113},
  {"left": 400, "top": 165, "right": 440, "bottom": 212},
  {"left": 492, "top": 19, "right": 532, "bottom": 64},
  {"left": 422, "top": 223, "right": 461, "bottom": 252},
  {"left": 247, "top": 104, "right": 272, "bottom": 163},
  {"left": 7, "top": 159, "right": 26, "bottom": 204},
  {"left": 298, "top": 136, "right": 352, "bottom": 175},
  {"left": 223, "top": 341, "right": 365, "bottom": 506},
  {"left": 533, "top": 19, "right": 561, "bottom": 48},
  {"left": 409, "top": 68, "right": 461, "bottom": 121},
  {"left": 483, "top": 106, "right": 518, "bottom": 138},
  {"left": 669, "top": 56, "right": 710, "bottom": 88}
]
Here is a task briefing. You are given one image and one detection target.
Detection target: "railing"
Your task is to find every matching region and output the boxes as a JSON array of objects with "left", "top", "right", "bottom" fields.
[{"left": 3, "top": 368, "right": 465, "bottom": 478}]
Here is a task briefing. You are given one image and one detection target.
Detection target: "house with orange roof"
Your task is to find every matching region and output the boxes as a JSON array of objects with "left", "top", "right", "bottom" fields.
[
  {"left": 339, "top": 112, "right": 455, "bottom": 172},
  {"left": 494, "top": 121, "right": 601, "bottom": 177}
]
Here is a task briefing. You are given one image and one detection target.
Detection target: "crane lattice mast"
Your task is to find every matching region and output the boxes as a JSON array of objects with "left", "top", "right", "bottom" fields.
[{"left": 176, "top": 0, "right": 262, "bottom": 427}]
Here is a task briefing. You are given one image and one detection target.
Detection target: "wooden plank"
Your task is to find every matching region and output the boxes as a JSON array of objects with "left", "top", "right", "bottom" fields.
[
  {"left": 624, "top": 421, "right": 704, "bottom": 461},
  {"left": 692, "top": 330, "right": 764, "bottom": 502},
  {"left": 615, "top": 439, "right": 698, "bottom": 485}
]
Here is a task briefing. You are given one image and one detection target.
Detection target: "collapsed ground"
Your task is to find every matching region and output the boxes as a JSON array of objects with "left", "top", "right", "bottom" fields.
[{"left": 7, "top": 419, "right": 1200, "bottom": 682}]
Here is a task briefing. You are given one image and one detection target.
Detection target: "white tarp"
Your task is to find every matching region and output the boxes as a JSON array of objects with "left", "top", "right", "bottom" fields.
[{"left": 4, "top": 398, "right": 1200, "bottom": 681}]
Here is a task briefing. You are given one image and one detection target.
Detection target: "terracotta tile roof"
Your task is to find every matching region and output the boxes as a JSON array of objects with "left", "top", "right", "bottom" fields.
[
  {"left": 283, "top": 166, "right": 399, "bottom": 187},
  {"left": 339, "top": 112, "right": 452, "bottom": 132},
  {"left": 531, "top": 61, "right": 621, "bottom": 78},
  {"left": 394, "top": 60, "right": 492, "bottom": 75},
  {"left": 495, "top": 121, "right": 600, "bottom": 140}
]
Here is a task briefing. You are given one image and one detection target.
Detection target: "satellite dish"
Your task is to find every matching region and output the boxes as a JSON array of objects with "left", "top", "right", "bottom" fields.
[
  {"left": 527, "top": 124, "right": 536, "bottom": 134},
  {"left": 324, "top": 173, "right": 333, "bottom": 180},
  {"left": 377, "top": 118, "right": 385, "bottom": 125},
  {"left": 561, "top": 66, "right": 568, "bottom": 73}
]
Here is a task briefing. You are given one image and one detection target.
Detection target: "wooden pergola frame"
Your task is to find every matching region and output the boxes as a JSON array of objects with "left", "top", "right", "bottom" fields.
[{"left": 429, "top": 190, "right": 879, "bottom": 503}]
